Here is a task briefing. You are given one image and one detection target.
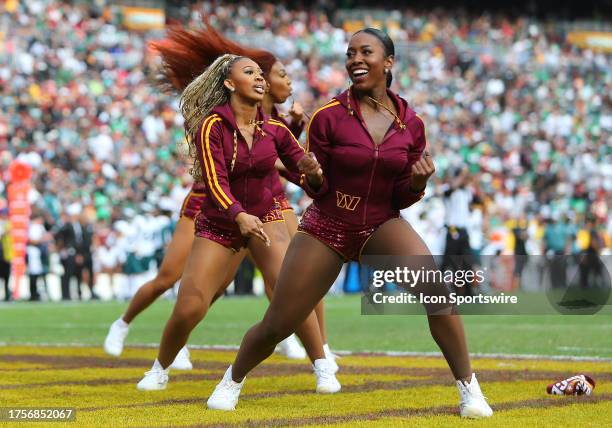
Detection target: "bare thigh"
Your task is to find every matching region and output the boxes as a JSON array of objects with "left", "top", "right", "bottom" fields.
[
  {"left": 282, "top": 210, "right": 299, "bottom": 238},
  {"left": 175, "top": 236, "right": 241, "bottom": 309},
  {"left": 248, "top": 221, "right": 291, "bottom": 290},
  {"left": 255, "top": 232, "right": 343, "bottom": 330},
  {"left": 361, "top": 218, "right": 454, "bottom": 314},
  {"left": 157, "top": 216, "right": 195, "bottom": 284}
]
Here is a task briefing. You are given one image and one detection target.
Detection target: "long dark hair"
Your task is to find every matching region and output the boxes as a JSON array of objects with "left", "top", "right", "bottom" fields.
[
  {"left": 355, "top": 28, "right": 395, "bottom": 88},
  {"left": 150, "top": 20, "right": 277, "bottom": 92}
]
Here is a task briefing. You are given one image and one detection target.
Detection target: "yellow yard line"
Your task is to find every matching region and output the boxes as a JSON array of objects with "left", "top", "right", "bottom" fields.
[{"left": 2, "top": 346, "right": 611, "bottom": 427}]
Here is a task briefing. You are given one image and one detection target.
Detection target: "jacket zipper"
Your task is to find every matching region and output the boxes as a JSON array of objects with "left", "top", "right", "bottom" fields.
[
  {"left": 360, "top": 120, "right": 403, "bottom": 224},
  {"left": 234, "top": 128, "right": 253, "bottom": 212},
  {"left": 356, "top": 111, "right": 391, "bottom": 225},
  {"left": 244, "top": 134, "right": 254, "bottom": 212},
  {"left": 244, "top": 155, "right": 250, "bottom": 211},
  {"left": 362, "top": 145, "right": 378, "bottom": 225}
]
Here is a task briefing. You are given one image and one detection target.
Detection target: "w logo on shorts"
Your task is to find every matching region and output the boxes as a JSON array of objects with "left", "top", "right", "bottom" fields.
[{"left": 336, "top": 191, "right": 361, "bottom": 211}]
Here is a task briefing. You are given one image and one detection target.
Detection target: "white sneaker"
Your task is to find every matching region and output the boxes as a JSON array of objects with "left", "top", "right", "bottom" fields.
[
  {"left": 103, "top": 318, "right": 129, "bottom": 357},
  {"left": 276, "top": 334, "right": 307, "bottom": 359},
  {"left": 323, "top": 344, "right": 339, "bottom": 373},
  {"left": 136, "top": 360, "right": 169, "bottom": 391},
  {"left": 313, "top": 358, "right": 341, "bottom": 394},
  {"left": 457, "top": 373, "right": 493, "bottom": 418},
  {"left": 207, "top": 366, "right": 245, "bottom": 411},
  {"left": 170, "top": 346, "right": 193, "bottom": 370}
]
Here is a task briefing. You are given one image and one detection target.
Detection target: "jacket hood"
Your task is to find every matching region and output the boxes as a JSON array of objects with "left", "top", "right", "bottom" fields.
[
  {"left": 211, "top": 102, "right": 267, "bottom": 131},
  {"left": 333, "top": 86, "right": 415, "bottom": 130}
]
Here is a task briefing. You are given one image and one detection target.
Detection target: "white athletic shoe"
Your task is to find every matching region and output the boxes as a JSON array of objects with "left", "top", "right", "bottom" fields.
[
  {"left": 276, "top": 334, "right": 307, "bottom": 359},
  {"left": 103, "top": 318, "right": 129, "bottom": 357},
  {"left": 313, "top": 358, "right": 341, "bottom": 394},
  {"left": 457, "top": 373, "right": 493, "bottom": 418},
  {"left": 170, "top": 346, "right": 193, "bottom": 370},
  {"left": 207, "top": 366, "right": 245, "bottom": 411},
  {"left": 323, "top": 344, "right": 339, "bottom": 373},
  {"left": 136, "top": 360, "right": 169, "bottom": 391}
]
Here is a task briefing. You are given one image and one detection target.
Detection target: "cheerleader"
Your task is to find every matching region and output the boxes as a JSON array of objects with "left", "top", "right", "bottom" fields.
[
  {"left": 207, "top": 29, "right": 493, "bottom": 418},
  {"left": 135, "top": 54, "right": 340, "bottom": 394},
  {"left": 156, "top": 22, "right": 338, "bottom": 363}
]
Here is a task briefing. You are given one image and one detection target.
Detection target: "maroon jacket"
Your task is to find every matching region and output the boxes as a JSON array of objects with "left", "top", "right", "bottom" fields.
[
  {"left": 269, "top": 106, "right": 304, "bottom": 197},
  {"left": 179, "top": 182, "right": 208, "bottom": 219},
  {"left": 302, "top": 88, "right": 426, "bottom": 226},
  {"left": 194, "top": 102, "right": 306, "bottom": 227}
]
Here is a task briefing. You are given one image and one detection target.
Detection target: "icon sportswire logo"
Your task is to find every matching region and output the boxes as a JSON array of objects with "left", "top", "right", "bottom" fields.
[{"left": 336, "top": 191, "right": 361, "bottom": 211}]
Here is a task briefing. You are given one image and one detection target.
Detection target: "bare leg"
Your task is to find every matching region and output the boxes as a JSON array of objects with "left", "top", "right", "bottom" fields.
[
  {"left": 314, "top": 302, "right": 328, "bottom": 344},
  {"left": 283, "top": 209, "right": 329, "bottom": 344},
  {"left": 281, "top": 210, "right": 299, "bottom": 238},
  {"left": 232, "top": 232, "right": 343, "bottom": 380},
  {"left": 361, "top": 218, "right": 471, "bottom": 381},
  {"left": 249, "top": 222, "right": 328, "bottom": 362},
  {"left": 156, "top": 238, "right": 243, "bottom": 368},
  {"left": 123, "top": 217, "right": 195, "bottom": 324}
]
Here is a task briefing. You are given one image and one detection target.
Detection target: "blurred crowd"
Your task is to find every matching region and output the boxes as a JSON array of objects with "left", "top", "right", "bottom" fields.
[{"left": 0, "top": 0, "right": 610, "bottom": 300}]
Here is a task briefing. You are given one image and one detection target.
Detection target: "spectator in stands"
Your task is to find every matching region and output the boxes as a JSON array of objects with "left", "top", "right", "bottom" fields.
[{"left": 0, "top": 0, "right": 608, "bottom": 299}]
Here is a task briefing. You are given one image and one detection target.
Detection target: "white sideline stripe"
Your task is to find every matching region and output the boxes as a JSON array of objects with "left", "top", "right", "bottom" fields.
[{"left": 1, "top": 342, "right": 611, "bottom": 362}]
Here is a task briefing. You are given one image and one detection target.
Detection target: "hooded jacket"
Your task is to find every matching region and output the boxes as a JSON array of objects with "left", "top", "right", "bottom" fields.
[
  {"left": 302, "top": 87, "right": 426, "bottom": 226},
  {"left": 193, "top": 102, "right": 306, "bottom": 227},
  {"left": 179, "top": 182, "right": 208, "bottom": 218},
  {"left": 269, "top": 106, "right": 304, "bottom": 198}
]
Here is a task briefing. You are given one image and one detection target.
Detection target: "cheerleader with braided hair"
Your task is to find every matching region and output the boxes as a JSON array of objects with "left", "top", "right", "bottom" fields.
[
  {"left": 154, "top": 20, "right": 339, "bottom": 363},
  {"left": 135, "top": 53, "right": 340, "bottom": 395},
  {"left": 104, "top": 24, "right": 336, "bottom": 366}
]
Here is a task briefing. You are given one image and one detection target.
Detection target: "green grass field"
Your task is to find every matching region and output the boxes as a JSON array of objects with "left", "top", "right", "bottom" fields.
[
  {"left": 1, "top": 295, "right": 611, "bottom": 358},
  {"left": 1, "top": 295, "right": 611, "bottom": 427}
]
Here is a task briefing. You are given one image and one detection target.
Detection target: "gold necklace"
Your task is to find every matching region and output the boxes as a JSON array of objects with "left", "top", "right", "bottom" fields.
[
  {"left": 231, "top": 119, "right": 266, "bottom": 172},
  {"left": 366, "top": 96, "right": 406, "bottom": 130}
]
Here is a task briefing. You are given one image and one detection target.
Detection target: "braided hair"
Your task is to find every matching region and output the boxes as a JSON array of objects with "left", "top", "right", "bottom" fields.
[{"left": 180, "top": 54, "right": 242, "bottom": 181}]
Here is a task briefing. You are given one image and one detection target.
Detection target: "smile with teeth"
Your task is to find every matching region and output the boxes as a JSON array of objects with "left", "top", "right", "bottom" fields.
[
  {"left": 352, "top": 69, "right": 369, "bottom": 78},
  {"left": 254, "top": 85, "right": 265, "bottom": 94}
]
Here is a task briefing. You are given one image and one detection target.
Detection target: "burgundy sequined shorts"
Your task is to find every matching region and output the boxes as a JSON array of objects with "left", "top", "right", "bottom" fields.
[
  {"left": 298, "top": 204, "right": 388, "bottom": 262},
  {"left": 276, "top": 192, "right": 293, "bottom": 212},
  {"left": 195, "top": 200, "right": 284, "bottom": 251},
  {"left": 180, "top": 190, "right": 206, "bottom": 220}
]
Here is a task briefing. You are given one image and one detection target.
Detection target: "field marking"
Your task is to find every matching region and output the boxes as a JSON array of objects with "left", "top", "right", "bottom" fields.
[
  {"left": 557, "top": 346, "right": 612, "bottom": 352},
  {"left": 1, "top": 342, "right": 611, "bottom": 362}
]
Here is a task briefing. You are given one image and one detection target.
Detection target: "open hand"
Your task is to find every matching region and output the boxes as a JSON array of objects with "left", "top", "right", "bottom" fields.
[{"left": 235, "top": 213, "right": 270, "bottom": 246}]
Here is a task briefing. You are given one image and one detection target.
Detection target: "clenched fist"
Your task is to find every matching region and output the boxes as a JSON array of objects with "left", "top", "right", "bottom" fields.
[
  {"left": 298, "top": 152, "right": 323, "bottom": 186},
  {"left": 410, "top": 151, "right": 435, "bottom": 192}
]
